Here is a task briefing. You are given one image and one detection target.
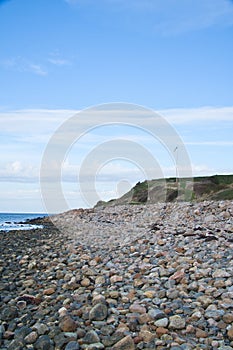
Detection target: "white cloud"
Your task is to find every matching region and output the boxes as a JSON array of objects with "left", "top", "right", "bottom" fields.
[
  {"left": 1, "top": 52, "right": 72, "bottom": 76},
  {"left": 0, "top": 108, "right": 77, "bottom": 134},
  {"left": 28, "top": 63, "right": 47, "bottom": 76},
  {"left": 0, "top": 105, "right": 232, "bottom": 185},
  {"left": 186, "top": 141, "right": 233, "bottom": 146},
  {"left": 0, "top": 161, "right": 39, "bottom": 183},
  {"left": 161, "top": 106, "right": 233, "bottom": 125},
  {"left": 48, "top": 58, "right": 71, "bottom": 66},
  {"left": 1, "top": 57, "right": 47, "bottom": 76}
]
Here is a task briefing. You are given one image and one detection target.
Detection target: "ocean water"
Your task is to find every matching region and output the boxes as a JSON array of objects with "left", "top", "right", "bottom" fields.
[{"left": 0, "top": 213, "right": 47, "bottom": 232}]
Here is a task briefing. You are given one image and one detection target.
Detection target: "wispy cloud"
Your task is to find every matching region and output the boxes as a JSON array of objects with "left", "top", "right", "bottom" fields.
[
  {"left": 27, "top": 63, "right": 47, "bottom": 76},
  {"left": 64, "top": 0, "right": 233, "bottom": 34},
  {"left": 1, "top": 57, "right": 47, "bottom": 76},
  {"left": 154, "top": 0, "right": 233, "bottom": 35},
  {"left": 48, "top": 58, "right": 71, "bottom": 66},
  {"left": 161, "top": 106, "right": 233, "bottom": 124},
  {"left": 1, "top": 52, "right": 72, "bottom": 76},
  {"left": 186, "top": 141, "right": 233, "bottom": 147},
  {"left": 48, "top": 50, "right": 72, "bottom": 66},
  {"left": 0, "top": 106, "right": 232, "bottom": 185}
]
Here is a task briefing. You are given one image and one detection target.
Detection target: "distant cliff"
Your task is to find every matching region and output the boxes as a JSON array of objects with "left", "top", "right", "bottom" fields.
[{"left": 95, "top": 174, "right": 233, "bottom": 207}]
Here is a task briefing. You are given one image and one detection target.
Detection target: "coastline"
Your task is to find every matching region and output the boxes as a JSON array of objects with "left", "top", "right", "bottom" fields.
[
  {"left": 0, "top": 213, "right": 47, "bottom": 232},
  {"left": 0, "top": 201, "right": 233, "bottom": 349}
]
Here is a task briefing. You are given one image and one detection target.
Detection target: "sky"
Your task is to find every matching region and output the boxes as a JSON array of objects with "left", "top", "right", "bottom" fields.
[{"left": 0, "top": 0, "right": 233, "bottom": 213}]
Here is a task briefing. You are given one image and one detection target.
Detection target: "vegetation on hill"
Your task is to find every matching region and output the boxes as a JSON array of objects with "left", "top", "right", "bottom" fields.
[{"left": 95, "top": 174, "right": 233, "bottom": 207}]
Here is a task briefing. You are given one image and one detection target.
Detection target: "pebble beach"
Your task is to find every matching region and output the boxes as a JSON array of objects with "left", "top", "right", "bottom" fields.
[{"left": 1, "top": 200, "right": 233, "bottom": 350}]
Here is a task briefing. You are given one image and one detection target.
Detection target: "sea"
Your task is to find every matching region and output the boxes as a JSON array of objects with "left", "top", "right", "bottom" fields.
[{"left": 0, "top": 213, "right": 47, "bottom": 232}]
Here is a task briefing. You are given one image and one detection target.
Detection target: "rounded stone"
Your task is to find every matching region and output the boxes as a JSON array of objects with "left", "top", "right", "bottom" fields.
[
  {"left": 223, "top": 313, "right": 233, "bottom": 324},
  {"left": 32, "top": 323, "right": 49, "bottom": 335},
  {"left": 129, "top": 304, "right": 147, "bottom": 314},
  {"left": 8, "top": 339, "right": 25, "bottom": 350},
  {"left": 65, "top": 341, "right": 80, "bottom": 350},
  {"left": 17, "top": 300, "right": 27, "bottom": 309},
  {"left": 148, "top": 308, "right": 166, "bottom": 320},
  {"left": 59, "top": 316, "right": 77, "bottom": 332},
  {"left": 89, "top": 303, "right": 108, "bottom": 321},
  {"left": 34, "top": 335, "right": 53, "bottom": 350},
  {"left": 43, "top": 287, "right": 56, "bottom": 295},
  {"left": 81, "top": 278, "right": 91, "bottom": 287},
  {"left": 24, "top": 331, "right": 38, "bottom": 344},
  {"left": 15, "top": 326, "right": 32, "bottom": 339},
  {"left": 169, "top": 315, "right": 186, "bottom": 330},
  {"left": 83, "top": 330, "right": 100, "bottom": 344},
  {"left": 1, "top": 306, "right": 18, "bottom": 321},
  {"left": 228, "top": 326, "right": 233, "bottom": 340},
  {"left": 154, "top": 317, "right": 169, "bottom": 328}
]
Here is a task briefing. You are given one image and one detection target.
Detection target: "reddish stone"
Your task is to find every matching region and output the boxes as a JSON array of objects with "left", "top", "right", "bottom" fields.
[{"left": 156, "top": 327, "right": 168, "bottom": 337}]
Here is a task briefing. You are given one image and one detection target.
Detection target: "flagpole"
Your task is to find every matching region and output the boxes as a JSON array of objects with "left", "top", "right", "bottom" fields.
[{"left": 174, "top": 146, "right": 178, "bottom": 185}]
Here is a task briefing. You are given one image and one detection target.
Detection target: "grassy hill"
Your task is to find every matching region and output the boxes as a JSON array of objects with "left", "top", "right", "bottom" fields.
[{"left": 95, "top": 174, "right": 233, "bottom": 207}]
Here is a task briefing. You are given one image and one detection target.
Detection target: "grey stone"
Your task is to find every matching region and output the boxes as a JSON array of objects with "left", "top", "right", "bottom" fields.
[
  {"left": 32, "top": 323, "right": 49, "bottom": 335},
  {"left": 15, "top": 326, "right": 32, "bottom": 339},
  {"left": 148, "top": 308, "right": 166, "bottom": 320},
  {"left": 8, "top": 339, "right": 25, "bottom": 350},
  {"left": 65, "top": 341, "right": 80, "bottom": 350},
  {"left": 1, "top": 306, "right": 18, "bottom": 321},
  {"left": 34, "top": 335, "right": 53, "bottom": 350},
  {"left": 169, "top": 315, "right": 186, "bottom": 330},
  {"left": 89, "top": 303, "right": 108, "bottom": 321},
  {"left": 154, "top": 317, "right": 169, "bottom": 327},
  {"left": 83, "top": 330, "right": 100, "bottom": 344},
  {"left": 83, "top": 343, "right": 104, "bottom": 350}
]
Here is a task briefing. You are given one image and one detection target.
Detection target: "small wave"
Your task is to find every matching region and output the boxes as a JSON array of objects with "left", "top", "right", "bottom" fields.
[{"left": 0, "top": 223, "right": 43, "bottom": 232}]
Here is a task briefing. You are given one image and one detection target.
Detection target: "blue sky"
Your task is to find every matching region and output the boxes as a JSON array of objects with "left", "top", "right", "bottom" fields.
[{"left": 0, "top": 0, "right": 233, "bottom": 212}]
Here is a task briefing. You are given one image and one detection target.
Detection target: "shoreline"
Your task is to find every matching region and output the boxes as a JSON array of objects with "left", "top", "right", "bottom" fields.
[{"left": 0, "top": 201, "right": 233, "bottom": 349}]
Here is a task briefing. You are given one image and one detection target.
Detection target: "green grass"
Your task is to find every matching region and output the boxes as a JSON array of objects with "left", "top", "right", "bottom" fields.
[{"left": 212, "top": 189, "right": 233, "bottom": 200}]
